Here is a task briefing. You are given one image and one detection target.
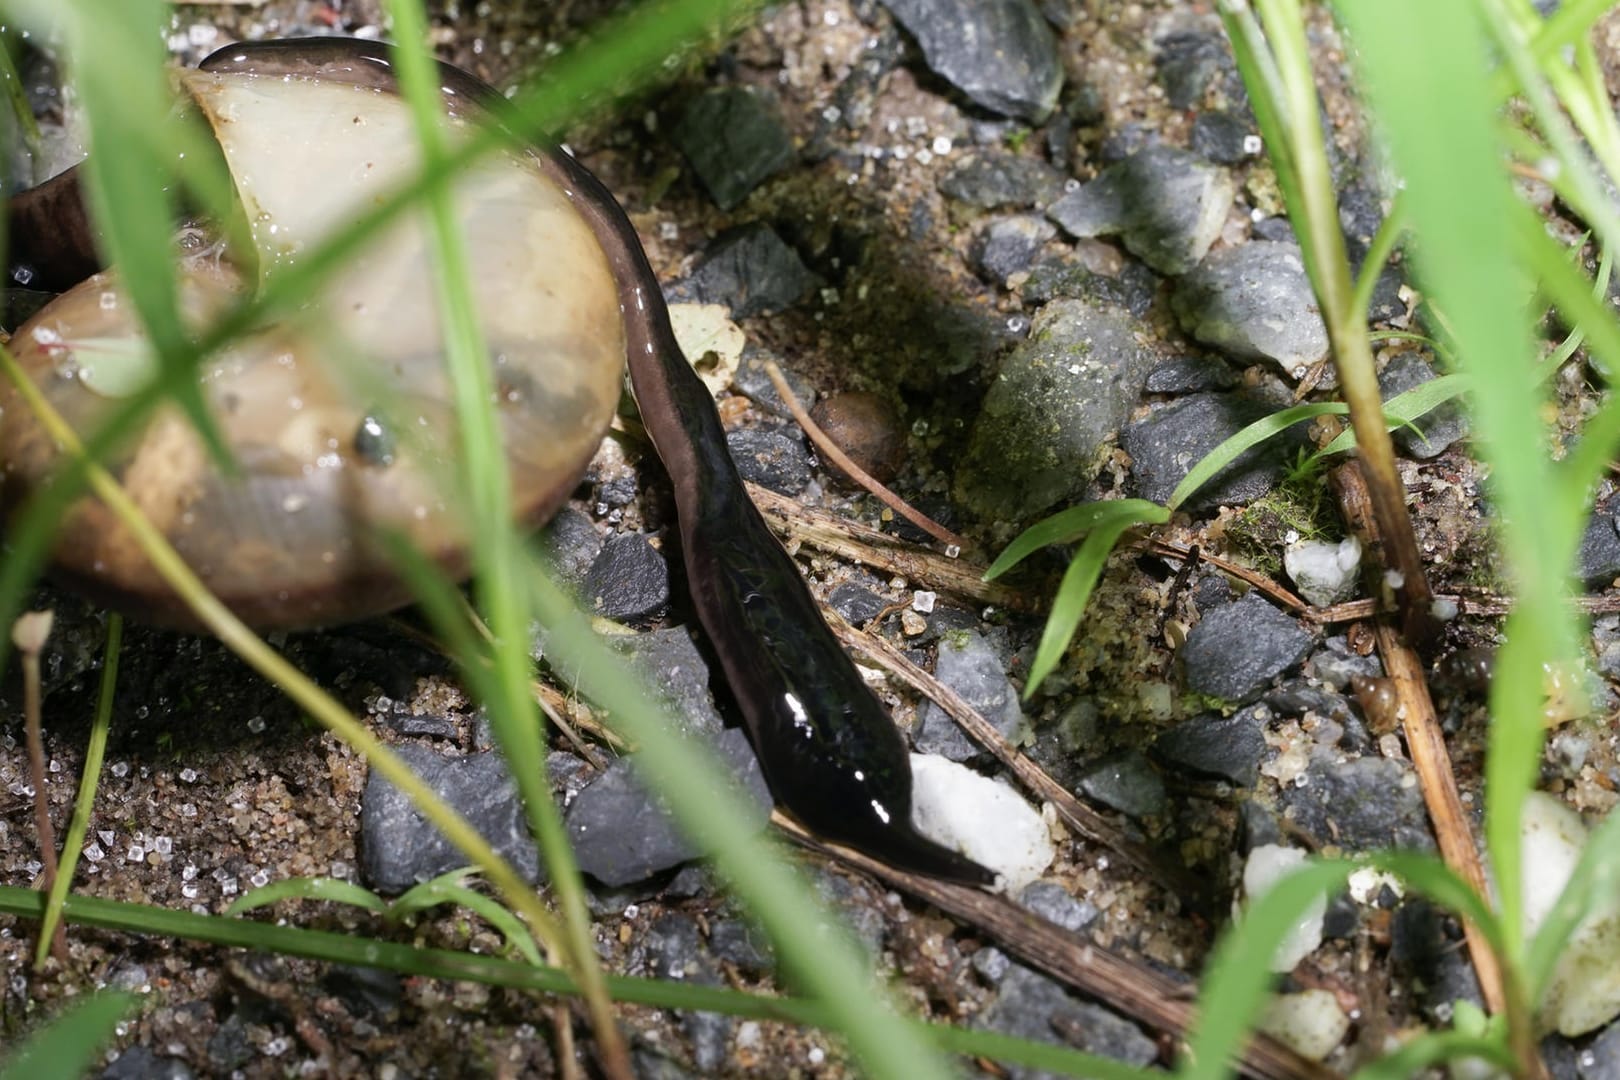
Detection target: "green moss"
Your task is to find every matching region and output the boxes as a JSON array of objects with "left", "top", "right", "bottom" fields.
[{"left": 1223, "top": 474, "right": 1340, "bottom": 576}]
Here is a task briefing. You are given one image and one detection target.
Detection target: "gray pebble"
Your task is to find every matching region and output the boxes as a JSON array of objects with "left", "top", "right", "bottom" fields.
[
  {"left": 1046, "top": 146, "right": 1234, "bottom": 275},
  {"left": 1281, "top": 750, "right": 1435, "bottom": 852},
  {"left": 726, "top": 428, "right": 812, "bottom": 495},
  {"left": 1077, "top": 750, "right": 1167, "bottom": 819},
  {"left": 538, "top": 508, "right": 602, "bottom": 589},
  {"left": 1123, "top": 391, "right": 1311, "bottom": 508},
  {"left": 973, "top": 214, "right": 1057, "bottom": 284},
  {"left": 1578, "top": 507, "right": 1620, "bottom": 588},
  {"left": 1579, "top": 1020, "right": 1620, "bottom": 1079},
  {"left": 1379, "top": 353, "right": 1467, "bottom": 459},
  {"left": 1153, "top": 708, "right": 1266, "bottom": 786},
  {"left": 1018, "top": 881, "right": 1098, "bottom": 932},
  {"left": 668, "top": 223, "right": 814, "bottom": 318},
  {"left": 882, "top": 0, "right": 1063, "bottom": 123},
  {"left": 939, "top": 150, "right": 1067, "bottom": 208},
  {"left": 672, "top": 88, "right": 795, "bottom": 210},
  {"left": 565, "top": 728, "right": 771, "bottom": 886},
  {"left": 360, "top": 744, "right": 542, "bottom": 894},
  {"left": 1172, "top": 241, "right": 1330, "bottom": 377},
  {"left": 101, "top": 1048, "right": 195, "bottom": 1080},
  {"left": 828, "top": 581, "right": 890, "bottom": 626},
  {"left": 1180, "top": 595, "right": 1312, "bottom": 704},
  {"left": 1143, "top": 355, "right": 1238, "bottom": 394},
  {"left": 954, "top": 298, "right": 1155, "bottom": 521},
  {"left": 584, "top": 533, "right": 670, "bottom": 621},
  {"left": 915, "top": 630, "right": 1030, "bottom": 761},
  {"left": 976, "top": 963, "right": 1159, "bottom": 1076},
  {"left": 1019, "top": 255, "right": 1160, "bottom": 316},
  {"left": 1155, "top": 29, "right": 1233, "bottom": 109},
  {"left": 1190, "top": 109, "right": 1256, "bottom": 164}
]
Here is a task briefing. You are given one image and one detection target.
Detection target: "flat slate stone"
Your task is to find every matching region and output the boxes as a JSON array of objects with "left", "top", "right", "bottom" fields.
[
  {"left": 1123, "top": 391, "right": 1310, "bottom": 508},
  {"left": 1171, "top": 241, "right": 1330, "bottom": 377},
  {"left": 1046, "top": 146, "right": 1234, "bottom": 275},
  {"left": 939, "top": 150, "right": 1067, "bottom": 208},
  {"left": 882, "top": 0, "right": 1063, "bottom": 123},
  {"left": 360, "top": 744, "right": 542, "bottom": 894},
  {"left": 669, "top": 223, "right": 815, "bottom": 318},
  {"left": 1378, "top": 353, "right": 1467, "bottom": 460},
  {"left": 583, "top": 533, "right": 670, "bottom": 621},
  {"left": 672, "top": 88, "right": 796, "bottom": 210},
  {"left": 1180, "top": 594, "right": 1312, "bottom": 704},
  {"left": 1280, "top": 749, "right": 1435, "bottom": 852},
  {"left": 973, "top": 214, "right": 1057, "bottom": 284},
  {"left": 955, "top": 298, "right": 1155, "bottom": 521},
  {"left": 726, "top": 427, "right": 812, "bottom": 495},
  {"left": 915, "top": 630, "right": 1030, "bottom": 761},
  {"left": 976, "top": 962, "right": 1159, "bottom": 1074},
  {"left": 1154, "top": 707, "right": 1267, "bottom": 786}
]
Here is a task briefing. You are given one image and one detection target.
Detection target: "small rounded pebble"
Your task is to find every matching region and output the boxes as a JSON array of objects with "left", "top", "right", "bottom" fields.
[{"left": 810, "top": 391, "right": 907, "bottom": 484}]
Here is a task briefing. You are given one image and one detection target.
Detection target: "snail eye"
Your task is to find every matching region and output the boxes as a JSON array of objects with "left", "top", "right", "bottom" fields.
[{"left": 0, "top": 54, "right": 629, "bottom": 631}]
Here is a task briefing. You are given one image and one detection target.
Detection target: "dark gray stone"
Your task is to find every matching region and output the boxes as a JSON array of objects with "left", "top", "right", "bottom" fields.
[
  {"left": 1190, "top": 109, "right": 1256, "bottom": 164},
  {"left": 726, "top": 428, "right": 812, "bottom": 495},
  {"left": 828, "top": 582, "right": 890, "bottom": 626},
  {"left": 1579, "top": 508, "right": 1620, "bottom": 588},
  {"left": 732, "top": 345, "right": 816, "bottom": 416},
  {"left": 672, "top": 89, "right": 795, "bottom": 210},
  {"left": 1252, "top": 216, "right": 1296, "bottom": 243},
  {"left": 1379, "top": 353, "right": 1467, "bottom": 459},
  {"left": 1077, "top": 750, "right": 1166, "bottom": 819},
  {"left": 1018, "top": 881, "right": 1098, "bottom": 932},
  {"left": 708, "top": 916, "right": 775, "bottom": 976},
  {"left": 1172, "top": 241, "right": 1330, "bottom": 377},
  {"left": 538, "top": 508, "right": 601, "bottom": 589},
  {"left": 1143, "top": 355, "right": 1238, "bottom": 394},
  {"left": 611, "top": 627, "right": 726, "bottom": 739},
  {"left": 1154, "top": 708, "right": 1267, "bottom": 786},
  {"left": 360, "top": 744, "right": 542, "bottom": 894},
  {"left": 639, "top": 913, "right": 732, "bottom": 1072},
  {"left": 566, "top": 728, "right": 771, "bottom": 886},
  {"left": 955, "top": 298, "right": 1156, "bottom": 521},
  {"left": 322, "top": 965, "right": 404, "bottom": 1019},
  {"left": 1308, "top": 636, "right": 1384, "bottom": 690},
  {"left": 1020, "top": 256, "right": 1160, "bottom": 316},
  {"left": 977, "top": 963, "right": 1158, "bottom": 1077},
  {"left": 939, "top": 150, "right": 1067, "bottom": 208},
  {"left": 101, "top": 1048, "right": 195, "bottom": 1080},
  {"left": 670, "top": 223, "right": 814, "bottom": 318},
  {"left": 1123, "top": 391, "right": 1311, "bottom": 508},
  {"left": 1155, "top": 29, "right": 1232, "bottom": 109},
  {"left": 882, "top": 0, "right": 1063, "bottom": 122},
  {"left": 583, "top": 533, "right": 670, "bottom": 621},
  {"left": 915, "top": 630, "right": 1030, "bottom": 761},
  {"left": 973, "top": 214, "right": 1057, "bottom": 284},
  {"left": 1281, "top": 750, "right": 1435, "bottom": 852},
  {"left": 1181, "top": 595, "right": 1312, "bottom": 704},
  {"left": 1046, "top": 146, "right": 1233, "bottom": 275},
  {"left": 1580, "top": 1020, "right": 1620, "bottom": 1079}
]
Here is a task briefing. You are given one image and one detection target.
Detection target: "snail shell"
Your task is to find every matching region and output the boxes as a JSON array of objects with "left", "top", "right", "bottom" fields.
[{"left": 1, "top": 66, "right": 626, "bottom": 629}]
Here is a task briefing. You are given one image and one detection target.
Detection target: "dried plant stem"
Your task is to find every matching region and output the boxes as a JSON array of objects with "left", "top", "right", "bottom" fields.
[
  {"left": 760, "top": 360, "right": 971, "bottom": 552},
  {"left": 13, "top": 610, "right": 67, "bottom": 962}
]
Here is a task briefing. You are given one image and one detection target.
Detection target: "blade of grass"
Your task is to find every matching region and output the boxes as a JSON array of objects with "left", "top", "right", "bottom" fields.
[
  {"left": 227, "top": 877, "right": 390, "bottom": 917},
  {"left": 34, "top": 612, "right": 120, "bottom": 969},
  {"left": 1347, "top": 1031, "right": 1514, "bottom": 1080},
  {"left": 0, "top": 885, "right": 1142, "bottom": 1078},
  {"left": 1331, "top": 0, "right": 1571, "bottom": 979},
  {"left": 985, "top": 499, "right": 1167, "bottom": 581},
  {"left": 0, "top": 991, "right": 137, "bottom": 1080},
  {"left": 1024, "top": 512, "right": 1162, "bottom": 699},
  {"left": 1167, "top": 402, "right": 1339, "bottom": 511},
  {"left": 1313, "top": 374, "right": 1469, "bottom": 459},
  {"left": 388, "top": 876, "right": 544, "bottom": 967}
]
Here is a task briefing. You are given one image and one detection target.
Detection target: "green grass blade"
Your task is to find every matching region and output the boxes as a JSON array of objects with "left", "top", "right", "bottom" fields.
[
  {"left": 1023, "top": 510, "right": 1162, "bottom": 699},
  {"left": 1167, "top": 402, "right": 1340, "bottom": 511},
  {"left": 227, "top": 877, "right": 389, "bottom": 918},
  {"left": 1180, "top": 858, "right": 1354, "bottom": 1080},
  {"left": 0, "top": 885, "right": 1128, "bottom": 1077},
  {"left": 985, "top": 499, "right": 1167, "bottom": 581},
  {"left": 1313, "top": 374, "right": 1469, "bottom": 458},
  {"left": 0, "top": 991, "right": 137, "bottom": 1080},
  {"left": 1372, "top": 852, "right": 1505, "bottom": 958},
  {"left": 35, "top": 612, "right": 120, "bottom": 969},
  {"left": 1331, "top": 0, "right": 1568, "bottom": 963},
  {"left": 388, "top": 877, "right": 543, "bottom": 967},
  {"left": 1348, "top": 1031, "right": 1513, "bottom": 1080}
]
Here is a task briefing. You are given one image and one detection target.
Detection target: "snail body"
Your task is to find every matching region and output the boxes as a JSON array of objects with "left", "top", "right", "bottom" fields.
[{"left": 1, "top": 39, "right": 993, "bottom": 886}]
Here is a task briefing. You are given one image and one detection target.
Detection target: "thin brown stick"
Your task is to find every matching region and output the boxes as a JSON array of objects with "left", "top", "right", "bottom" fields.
[
  {"left": 1331, "top": 465, "right": 1508, "bottom": 1021},
  {"left": 1137, "top": 539, "right": 1311, "bottom": 614},
  {"left": 760, "top": 360, "right": 972, "bottom": 552},
  {"left": 775, "top": 815, "right": 1335, "bottom": 1080},
  {"left": 14, "top": 610, "right": 67, "bottom": 963},
  {"left": 830, "top": 614, "right": 1214, "bottom": 913},
  {"left": 746, "top": 482, "right": 1042, "bottom": 614}
]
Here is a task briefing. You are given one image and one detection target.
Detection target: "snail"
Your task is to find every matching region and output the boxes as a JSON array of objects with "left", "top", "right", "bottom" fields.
[{"left": 2, "top": 38, "right": 996, "bottom": 887}]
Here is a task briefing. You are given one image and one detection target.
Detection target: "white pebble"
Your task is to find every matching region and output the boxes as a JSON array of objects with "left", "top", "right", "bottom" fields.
[{"left": 908, "top": 754, "right": 1053, "bottom": 891}]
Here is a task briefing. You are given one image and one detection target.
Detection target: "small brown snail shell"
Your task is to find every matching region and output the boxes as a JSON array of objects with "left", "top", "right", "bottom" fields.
[{"left": 1, "top": 65, "right": 626, "bottom": 630}]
